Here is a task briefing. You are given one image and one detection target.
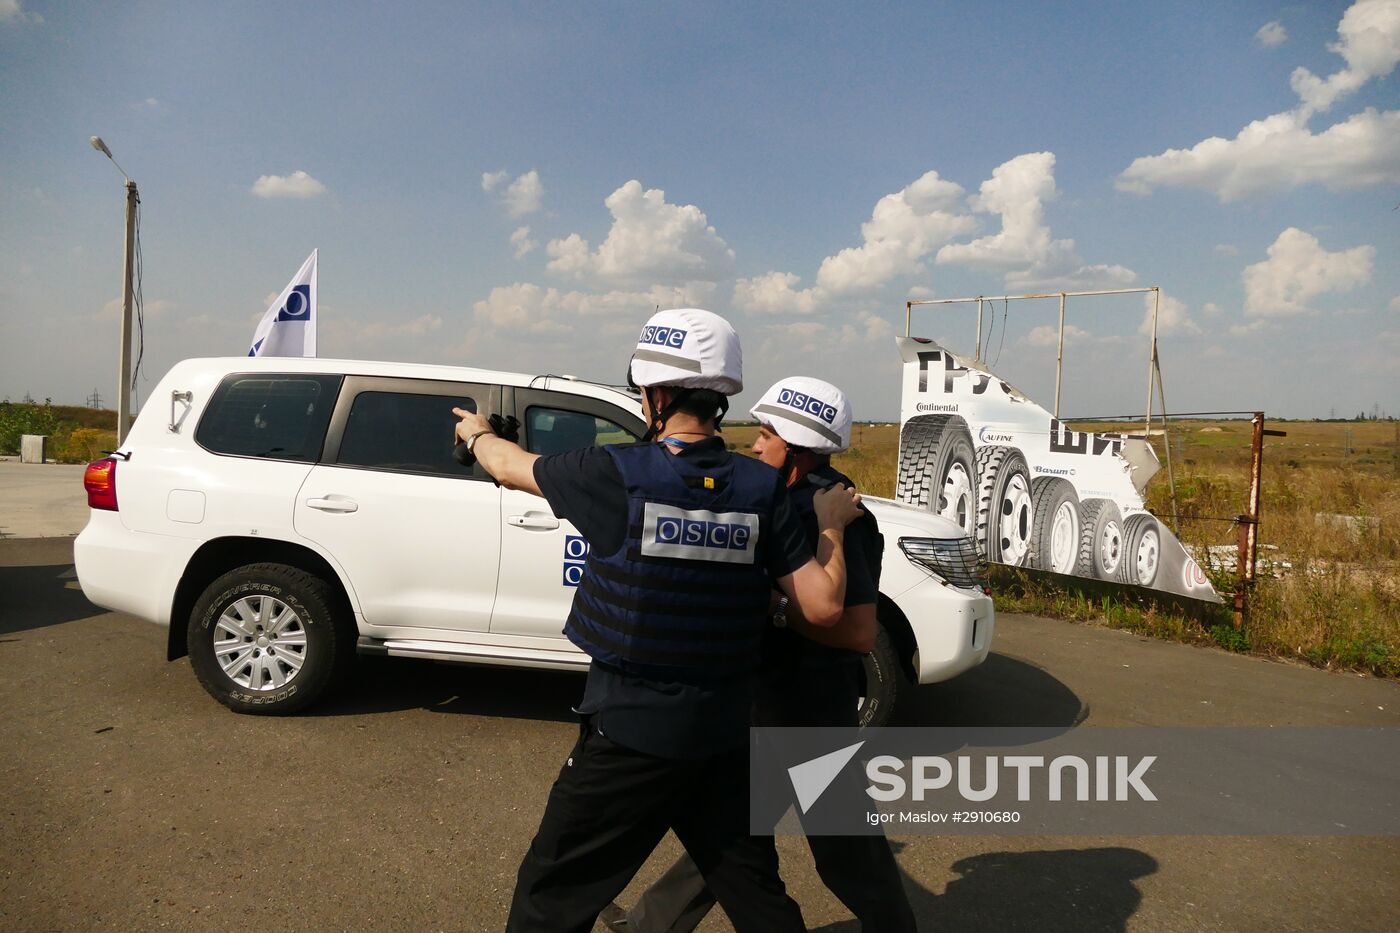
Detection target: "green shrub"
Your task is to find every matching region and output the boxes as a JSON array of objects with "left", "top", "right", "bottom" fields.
[{"left": 0, "top": 402, "right": 63, "bottom": 455}]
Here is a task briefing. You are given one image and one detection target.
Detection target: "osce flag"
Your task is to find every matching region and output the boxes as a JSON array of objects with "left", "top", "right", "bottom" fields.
[{"left": 248, "top": 249, "right": 318, "bottom": 357}]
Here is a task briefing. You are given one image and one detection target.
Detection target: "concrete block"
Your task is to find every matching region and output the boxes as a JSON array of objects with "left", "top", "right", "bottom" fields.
[{"left": 20, "top": 434, "right": 47, "bottom": 464}]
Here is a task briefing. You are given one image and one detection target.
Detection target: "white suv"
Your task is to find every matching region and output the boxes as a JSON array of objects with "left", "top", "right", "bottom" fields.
[{"left": 75, "top": 357, "right": 994, "bottom": 725}]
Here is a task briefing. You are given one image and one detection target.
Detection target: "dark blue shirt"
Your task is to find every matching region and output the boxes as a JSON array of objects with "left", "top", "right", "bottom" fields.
[{"left": 533, "top": 437, "right": 812, "bottom": 758}]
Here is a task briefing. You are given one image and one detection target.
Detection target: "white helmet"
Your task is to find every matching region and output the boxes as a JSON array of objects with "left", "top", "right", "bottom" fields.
[
  {"left": 628, "top": 308, "right": 743, "bottom": 396},
  {"left": 750, "top": 376, "right": 852, "bottom": 454}
]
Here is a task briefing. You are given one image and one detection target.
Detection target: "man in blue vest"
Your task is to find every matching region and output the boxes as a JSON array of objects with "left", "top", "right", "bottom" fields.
[
  {"left": 453, "top": 309, "right": 864, "bottom": 933},
  {"left": 609, "top": 377, "right": 918, "bottom": 933}
]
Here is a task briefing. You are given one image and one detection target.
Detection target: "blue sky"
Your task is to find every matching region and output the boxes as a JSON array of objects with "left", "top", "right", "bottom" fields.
[{"left": 2, "top": 0, "right": 1396, "bottom": 420}]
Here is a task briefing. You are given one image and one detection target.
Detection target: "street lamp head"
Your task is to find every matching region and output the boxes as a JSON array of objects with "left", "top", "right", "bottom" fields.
[{"left": 90, "top": 135, "right": 132, "bottom": 184}]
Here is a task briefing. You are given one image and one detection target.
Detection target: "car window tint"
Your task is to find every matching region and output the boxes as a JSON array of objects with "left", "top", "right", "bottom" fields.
[
  {"left": 197, "top": 375, "right": 341, "bottom": 462},
  {"left": 337, "top": 391, "right": 486, "bottom": 479},
  {"left": 525, "top": 406, "right": 638, "bottom": 455}
]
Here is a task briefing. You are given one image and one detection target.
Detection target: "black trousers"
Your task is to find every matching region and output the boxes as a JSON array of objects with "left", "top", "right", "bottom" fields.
[
  {"left": 627, "top": 664, "right": 918, "bottom": 933},
  {"left": 504, "top": 721, "right": 806, "bottom": 933}
]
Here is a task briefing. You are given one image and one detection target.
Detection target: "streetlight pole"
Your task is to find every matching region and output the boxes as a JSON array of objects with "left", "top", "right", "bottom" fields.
[{"left": 90, "top": 136, "right": 138, "bottom": 445}]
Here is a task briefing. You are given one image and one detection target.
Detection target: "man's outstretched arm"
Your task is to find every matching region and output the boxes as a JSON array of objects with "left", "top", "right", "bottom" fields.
[{"left": 453, "top": 407, "right": 542, "bottom": 496}]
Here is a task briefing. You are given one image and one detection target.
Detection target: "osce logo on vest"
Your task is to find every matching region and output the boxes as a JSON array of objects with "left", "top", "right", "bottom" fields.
[
  {"left": 639, "top": 326, "right": 687, "bottom": 349},
  {"left": 642, "top": 503, "right": 760, "bottom": 565},
  {"left": 777, "top": 388, "right": 838, "bottom": 425},
  {"left": 657, "top": 515, "right": 751, "bottom": 551}
]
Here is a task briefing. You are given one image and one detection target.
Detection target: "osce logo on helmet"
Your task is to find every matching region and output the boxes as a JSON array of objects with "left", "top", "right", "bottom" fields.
[
  {"left": 639, "top": 326, "right": 687, "bottom": 349},
  {"left": 777, "top": 388, "right": 838, "bottom": 425},
  {"left": 656, "top": 516, "right": 751, "bottom": 551}
]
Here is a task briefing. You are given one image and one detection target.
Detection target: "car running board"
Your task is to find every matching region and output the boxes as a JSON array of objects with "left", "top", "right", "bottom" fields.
[{"left": 356, "top": 636, "right": 591, "bottom": 672}]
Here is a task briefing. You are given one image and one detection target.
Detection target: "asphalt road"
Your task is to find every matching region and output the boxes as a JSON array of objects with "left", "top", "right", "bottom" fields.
[
  {"left": 2, "top": 536, "right": 1398, "bottom": 932},
  {"left": 0, "top": 460, "right": 90, "bottom": 538}
]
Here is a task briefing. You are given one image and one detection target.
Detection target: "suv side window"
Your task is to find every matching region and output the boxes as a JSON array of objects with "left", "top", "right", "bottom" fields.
[
  {"left": 336, "top": 390, "right": 487, "bottom": 480},
  {"left": 197, "top": 374, "right": 342, "bottom": 462},
  {"left": 525, "top": 406, "right": 638, "bottom": 455}
]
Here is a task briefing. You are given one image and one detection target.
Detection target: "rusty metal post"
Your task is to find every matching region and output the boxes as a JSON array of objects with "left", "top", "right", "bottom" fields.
[
  {"left": 975, "top": 297, "right": 984, "bottom": 362},
  {"left": 1153, "top": 349, "right": 1180, "bottom": 532},
  {"left": 905, "top": 300, "right": 913, "bottom": 337},
  {"left": 1054, "top": 293, "right": 1066, "bottom": 418},
  {"left": 1234, "top": 411, "right": 1266, "bottom": 627}
]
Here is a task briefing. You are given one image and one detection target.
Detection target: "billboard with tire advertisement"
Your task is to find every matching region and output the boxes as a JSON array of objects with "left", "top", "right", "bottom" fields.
[{"left": 895, "top": 337, "right": 1219, "bottom": 602}]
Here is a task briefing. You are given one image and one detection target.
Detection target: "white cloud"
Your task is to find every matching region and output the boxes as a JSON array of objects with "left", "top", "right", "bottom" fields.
[
  {"left": 1140, "top": 291, "right": 1201, "bottom": 337},
  {"left": 1229, "top": 320, "right": 1267, "bottom": 336},
  {"left": 1203, "top": 301, "right": 1223, "bottom": 316},
  {"left": 1256, "top": 21, "right": 1288, "bottom": 48},
  {"left": 251, "top": 171, "right": 327, "bottom": 199},
  {"left": 733, "top": 170, "right": 975, "bottom": 315},
  {"left": 545, "top": 180, "right": 734, "bottom": 287},
  {"left": 359, "top": 314, "right": 442, "bottom": 339},
  {"left": 732, "top": 271, "right": 819, "bottom": 315},
  {"left": 754, "top": 312, "right": 898, "bottom": 358},
  {"left": 503, "top": 170, "right": 543, "bottom": 217},
  {"left": 814, "top": 170, "right": 975, "bottom": 293},
  {"left": 937, "top": 153, "right": 1057, "bottom": 269},
  {"left": 474, "top": 281, "right": 716, "bottom": 336},
  {"left": 1117, "top": 107, "right": 1400, "bottom": 201},
  {"left": 1388, "top": 295, "right": 1400, "bottom": 311},
  {"left": 1242, "top": 227, "right": 1374, "bottom": 317},
  {"left": 1214, "top": 243, "right": 1239, "bottom": 256},
  {"left": 1005, "top": 257, "right": 1137, "bottom": 293},
  {"left": 130, "top": 97, "right": 162, "bottom": 112},
  {"left": 1118, "top": 1, "right": 1400, "bottom": 201},
  {"left": 510, "top": 225, "right": 536, "bottom": 259},
  {"left": 0, "top": 0, "right": 41, "bottom": 24},
  {"left": 483, "top": 170, "right": 544, "bottom": 216},
  {"left": 907, "top": 285, "right": 936, "bottom": 299},
  {"left": 1026, "top": 323, "right": 1093, "bottom": 347},
  {"left": 938, "top": 153, "right": 1137, "bottom": 291},
  {"left": 1290, "top": 0, "right": 1400, "bottom": 115},
  {"left": 98, "top": 297, "right": 175, "bottom": 320}
]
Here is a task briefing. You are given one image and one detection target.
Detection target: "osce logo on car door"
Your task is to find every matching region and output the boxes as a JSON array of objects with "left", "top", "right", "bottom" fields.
[{"left": 641, "top": 503, "right": 760, "bottom": 564}]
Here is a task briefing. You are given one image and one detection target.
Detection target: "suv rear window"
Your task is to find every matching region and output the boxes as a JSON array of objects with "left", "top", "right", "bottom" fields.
[{"left": 197, "top": 374, "right": 342, "bottom": 462}]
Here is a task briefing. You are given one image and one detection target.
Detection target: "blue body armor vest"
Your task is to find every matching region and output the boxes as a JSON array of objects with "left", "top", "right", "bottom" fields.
[{"left": 563, "top": 442, "right": 779, "bottom": 683}]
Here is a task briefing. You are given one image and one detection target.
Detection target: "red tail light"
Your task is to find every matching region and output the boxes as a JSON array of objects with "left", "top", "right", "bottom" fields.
[{"left": 84, "top": 458, "right": 119, "bottom": 511}]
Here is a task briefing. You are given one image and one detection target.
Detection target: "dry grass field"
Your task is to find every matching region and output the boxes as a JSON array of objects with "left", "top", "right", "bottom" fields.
[{"left": 727, "top": 418, "right": 1400, "bottom": 677}]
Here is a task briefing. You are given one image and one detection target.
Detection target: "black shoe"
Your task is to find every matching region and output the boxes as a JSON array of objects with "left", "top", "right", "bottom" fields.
[{"left": 599, "top": 901, "right": 631, "bottom": 931}]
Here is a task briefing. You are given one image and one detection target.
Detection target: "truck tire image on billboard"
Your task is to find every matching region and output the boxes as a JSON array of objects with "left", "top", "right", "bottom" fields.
[
  {"left": 896, "top": 414, "right": 977, "bottom": 535},
  {"left": 974, "top": 445, "right": 1033, "bottom": 566},
  {"left": 896, "top": 336, "right": 1219, "bottom": 603},
  {"left": 1118, "top": 513, "right": 1162, "bottom": 587},
  {"left": 1027, "top": 477, "right": 1080, "bottom": 575},
  {"left": 1076, "top": 498, "right": 1124, "bottom": 581}
]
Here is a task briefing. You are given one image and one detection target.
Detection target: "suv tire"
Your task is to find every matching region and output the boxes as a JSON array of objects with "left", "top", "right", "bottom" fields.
[
  {"left": 187, "top": 563, "right": 353, "bottom": 715},
  {"left": 858, "top": 620, "right": 908, "bottom": 729}
]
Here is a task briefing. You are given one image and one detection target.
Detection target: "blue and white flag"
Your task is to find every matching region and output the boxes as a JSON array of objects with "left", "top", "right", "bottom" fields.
[{"left": 248, "top": 249, "right": 317, "bottom": 357}]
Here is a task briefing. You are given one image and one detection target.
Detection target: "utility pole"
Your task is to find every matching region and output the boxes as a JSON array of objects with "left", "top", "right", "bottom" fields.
[
  {"left": 87, "top": 388, "right": 104, "bottom": 410},
  {"left": 90, "top": 137, "right": 139, "bottom": 445}
]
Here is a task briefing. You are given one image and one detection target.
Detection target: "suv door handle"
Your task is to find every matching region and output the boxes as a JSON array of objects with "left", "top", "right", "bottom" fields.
[
  {"left": 508, "top": 512, "right": 559, "bottom": 530},
  {"left": 306, "top": 496, "right": 359, "bottom": 513}
]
